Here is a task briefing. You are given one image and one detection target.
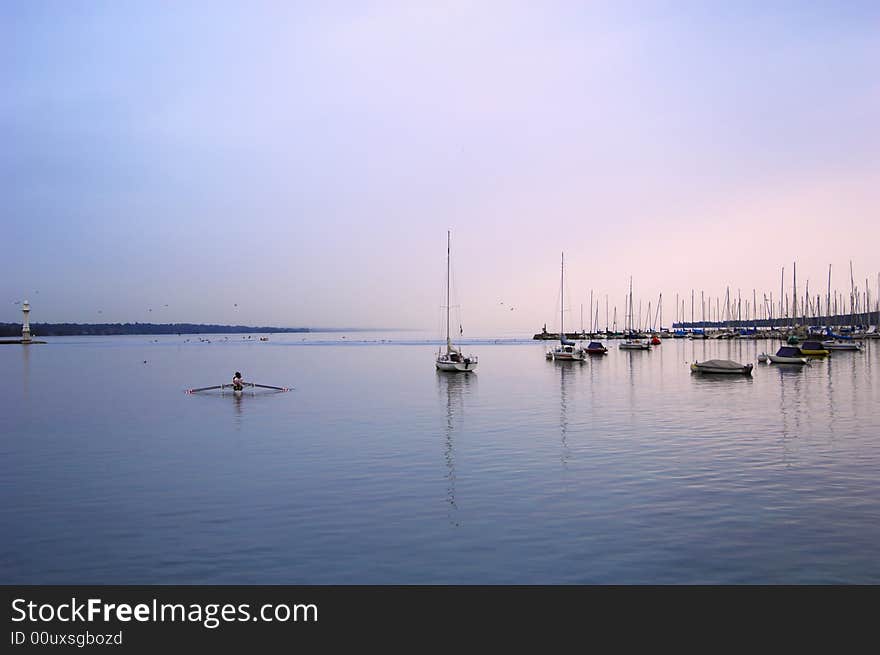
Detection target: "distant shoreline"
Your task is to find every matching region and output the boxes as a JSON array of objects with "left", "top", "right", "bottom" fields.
[
  {"left": 0, "top": 323, "right": 310, "bottom": 337},
  {"left": 0, "top": 323, "right": 410, "bottom": 337}
]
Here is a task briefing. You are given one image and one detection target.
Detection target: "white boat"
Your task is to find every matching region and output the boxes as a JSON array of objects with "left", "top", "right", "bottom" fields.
[
  {"left": 757, "top": 352, "right": 769, "bottom": 363},
  {"left": 436, "top": 231, "right": 477, "bottom": 372},
  {"left": 546, "top": 253, "right": 585, "bottom": 361},
  {"left": 619, "top": 277, "right": 650, "bottom": 351},
  {"left": 768, "top": 346, "right": 809, "bottom": 365},
  {"left": 547, "top": 342, "right": 587, "bottom": 361},
  {"left": 822, "top": 339, "right": 862, "bottom": 351},
  {"left": 690, "top": 359, "right": 753, "bottom": 375}
]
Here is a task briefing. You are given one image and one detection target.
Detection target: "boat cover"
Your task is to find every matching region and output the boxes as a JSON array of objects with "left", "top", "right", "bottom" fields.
[
  {"left": 560, "top": 338, "right": 576, "bottom": 345},
  {"left": 801, "top": 341, "right": 825, "bottom": 350},
  {"left": 695, "top": 359, "right": 746, "bottom": 370},
  {"left": 776, "top": 346, "right": 802, "bottom": 357}
]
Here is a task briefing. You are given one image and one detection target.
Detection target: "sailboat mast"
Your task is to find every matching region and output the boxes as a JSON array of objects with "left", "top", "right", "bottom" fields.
[
  {"left": 850, "top": 260, "right": 855, "bottom": 328},
  {"left": 446, "top": 230, "right": 451, "bottom": 350},
  {"left": 827, "top": 264, "right": 832, "bottom": 324},
  {"left": 629, "top": 277, "right": 633, "bottom": 333},
  {"left": 780, "top": 266, "right": 784, "bottom": 326},
  {"left": 560, "top": 253, "right": 564, "bottom": 338}
]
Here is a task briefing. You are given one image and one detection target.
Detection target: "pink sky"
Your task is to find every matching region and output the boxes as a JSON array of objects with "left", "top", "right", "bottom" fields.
[{"left": 3, "top": 2, "right": 878, "bottom": 333}]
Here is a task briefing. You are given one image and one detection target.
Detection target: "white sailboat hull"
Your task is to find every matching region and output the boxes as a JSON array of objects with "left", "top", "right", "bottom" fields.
[
  {"left": 436, "top": 358, "right": 477, "bottom": 372},
  {"left": 619, "top": 341, "right": 650, "bottom": 350},
  {"left": 546, "top": 349, "right": 586, "bottom": 361},
  {"left": 768, "top": 355, "right": 809, "bottom": 365},
  {"left": 822, "top": 341, "right": 861, "bottom": 351}
]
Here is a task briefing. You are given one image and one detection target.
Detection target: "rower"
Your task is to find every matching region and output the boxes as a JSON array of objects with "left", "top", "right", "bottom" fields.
[{"left": 232, "top": 371, "right": 243, "bottom": 391}]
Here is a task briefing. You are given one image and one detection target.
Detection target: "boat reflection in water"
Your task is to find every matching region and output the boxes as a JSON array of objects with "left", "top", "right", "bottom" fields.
[{"left": 437, "top": 370, "right": 476, "bottom": 527}]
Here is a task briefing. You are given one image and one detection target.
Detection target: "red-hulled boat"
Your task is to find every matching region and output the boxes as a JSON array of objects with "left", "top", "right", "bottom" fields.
[{"left": 585, "top": 341, "right": 608, "bottom": 354}]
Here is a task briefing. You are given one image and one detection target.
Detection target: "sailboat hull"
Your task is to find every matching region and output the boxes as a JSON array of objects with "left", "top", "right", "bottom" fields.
[
  {"left": 546, "top": 351, "right": 586, "bottom": 361},
  {"left": 619, "top": 341, "right": 650, "bottom": 350},
  {"left": 822, "top": 341, "right": 861, "bottom": 351},
  {"left": 436, "top": 359, "right": 478, "bottom": 372},
  {"left": 768, "top": 355, "right": 809, "bottom": 365}
]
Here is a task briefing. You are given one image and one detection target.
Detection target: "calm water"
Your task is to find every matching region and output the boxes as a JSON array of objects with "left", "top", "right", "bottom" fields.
[{"left": 2, "top": 333, "right": 879, "bottom": 584}]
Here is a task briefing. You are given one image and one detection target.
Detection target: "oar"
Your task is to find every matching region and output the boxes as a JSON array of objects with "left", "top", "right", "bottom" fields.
[
  {"left": 186, "top": 384, "right": 226, "bottom": 394},
  {"left": 249, "top": 383, "right": 292, "bottom": 392}
]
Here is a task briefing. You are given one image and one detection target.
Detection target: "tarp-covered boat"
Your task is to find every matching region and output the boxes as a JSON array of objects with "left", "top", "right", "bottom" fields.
[
  {"left": 769, "top": 346, "right": 809, "bottom": 365},
  {"left": 799, "top": 340, "right": 830, "bottom": 356},
  {"left": 585, "top": 341, "right": 607, "bottom": 354},
  {"left": 690, "top": 359, "right": 753, "bottom": 375}
]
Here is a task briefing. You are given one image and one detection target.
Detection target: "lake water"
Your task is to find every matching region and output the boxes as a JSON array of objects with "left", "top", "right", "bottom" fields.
[{"left": 2, "top": 333, "right": 879, "bottom": 583}]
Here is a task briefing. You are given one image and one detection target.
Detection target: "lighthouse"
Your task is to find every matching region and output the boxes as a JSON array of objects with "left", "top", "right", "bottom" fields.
[{"left": 21, "top": 300, "right": 32, "bottom": 343}]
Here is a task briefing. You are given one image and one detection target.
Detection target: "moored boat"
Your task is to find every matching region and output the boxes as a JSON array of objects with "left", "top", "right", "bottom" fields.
[
  {"left": 585, "top": 341, "right": 608, "bottom": 354},
  {"left": 799, "top": 340, "right": 830, "bottom": 356},
  {"left": 546, "top": 253, "right": 586, "bottom": 361},
  {"left": 822, "top": 340, "right": 862, "bottom": 351},
  {"left": 768, "top": 346, "right": 809, "bottom": 365},
  {"left": 547, "top": 342, "right": 587, "bottom": 361},
  {"left": 690, "top": 359, "right": 753, "bottom": 375},
  {"left": 436, "top": 231, "right": 478, "bottom": 372},
  {"left": 618, "top": 278, "right": 650, "bottom": 351}
]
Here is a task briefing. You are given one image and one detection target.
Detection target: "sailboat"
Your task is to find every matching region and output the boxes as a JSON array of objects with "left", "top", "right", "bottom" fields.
[
  {"left": 619, "top": 277, "right": 650, "bottom": 350},
  {"left": 546, "top": 253, "right": 586, "bottom": 361},
  {"left": 436, "top": 231, "right": 478, "bottom": 372}
]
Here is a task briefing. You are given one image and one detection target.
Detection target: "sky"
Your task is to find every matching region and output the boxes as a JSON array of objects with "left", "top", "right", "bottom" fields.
[{"left": 2, "top": 1, "right": 879, "bottom": 334}]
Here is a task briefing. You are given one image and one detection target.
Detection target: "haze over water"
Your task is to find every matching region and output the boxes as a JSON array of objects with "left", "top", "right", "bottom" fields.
[{"left": 3, "top": 334, "right": 879, "bottom": 583}]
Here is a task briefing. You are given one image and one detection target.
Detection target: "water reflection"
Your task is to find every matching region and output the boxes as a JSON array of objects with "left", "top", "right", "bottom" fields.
[
  {"left": 688, "top": 371, "right": 754, "bottom": 388},
  {"left": 776, "top": 363, "right": 804, "bottom": 466},
  {"left": 22, "top": 343, "right": 30, "bottom": 400},
  {"left": 826, "top": 355, "right": 836, "bottom": 441},
  {"left": 550, "top": 360, "right": 587, "bottom": 467},
  {"left": 231, "top": 391, "right": 244, "bottom": 425},
  {"left": 559, "top": 364, "right": 570, "bottom": 466},
  {"left": 436, "top": 372, "right": 475, "bottom": 527}
]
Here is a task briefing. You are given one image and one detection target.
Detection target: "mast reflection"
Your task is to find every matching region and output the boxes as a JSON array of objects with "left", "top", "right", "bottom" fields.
[{"left": 437, "top": 371, "right": 474, "bottom": 527}]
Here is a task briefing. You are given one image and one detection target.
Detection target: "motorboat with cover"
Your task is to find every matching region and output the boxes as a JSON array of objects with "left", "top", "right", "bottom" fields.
[
  {"left": 585, "top": 341, "right": 608, "bottom": 354},
  {"left": 799, "top": 340, "right": 830, "bottom": 356},
  {"left": 769, "top": 346, "right": 809, "bottom": 365},
  {"left": 690, "top": 359, "right": 753, "bottom": 375}
]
